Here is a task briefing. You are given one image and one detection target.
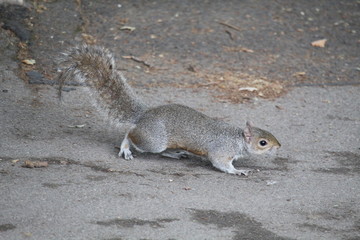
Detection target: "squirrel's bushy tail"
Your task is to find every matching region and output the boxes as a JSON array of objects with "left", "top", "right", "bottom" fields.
[{"left": 57, "top": 45, "right": 147, "bottom": 123}]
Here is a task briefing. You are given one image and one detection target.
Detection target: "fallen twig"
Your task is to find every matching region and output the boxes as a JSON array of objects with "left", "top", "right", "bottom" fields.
[
  {"left": 217, "top": 21, "right": 241, "bottom": 32},
  {"left": 122, "top": 56, "right": 151, "bottom": 68}
]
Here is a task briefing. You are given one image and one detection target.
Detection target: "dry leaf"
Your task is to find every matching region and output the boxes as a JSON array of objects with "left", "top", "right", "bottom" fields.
[
  {"left": 120, "top": 26, "right": 136, "bottom": 32},
  {"left": 239, "top": 47, "right": 254, "bottom": 53},
  {"left": 22, "top": 232, "right": 33, "bottom": 237},
  {"left": 118, "top": 18, "right": 128, "bottom": 25},
  {"left": 293, "top": 72, "right": 306, "bottom": 77},
  {"left": 22, "top": 160, "right": 48, "bottom": 168},
  {"left": 239, "top": 87, "right": 257, "bottom": 92},
  {"left": 67, "top": 124, "right": 86, "bottom": 128},
  {"left": 224, "top": 46, "right": 254, "bottom": 53},
  {"left": 82, "top": 33, "right": 97, "bottom": 44},
  {"left": 22, "top": 59, "right": 36, "bottom": 65},
  {"left": 311, "top": 39, "right": 327, "bottom": 48},
  {"left": 36, "top": 4, "right": 47, "bottom": 13}
]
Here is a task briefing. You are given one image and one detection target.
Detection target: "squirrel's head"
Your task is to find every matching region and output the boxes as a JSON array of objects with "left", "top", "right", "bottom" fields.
[{"left": 242, "top": 121, "right": 281, "bottom": 155}]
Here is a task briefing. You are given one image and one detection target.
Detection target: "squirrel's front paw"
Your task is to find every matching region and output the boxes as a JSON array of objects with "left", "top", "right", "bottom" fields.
[
  {"left": 119, "top": 148, "right": 133, "bottom": 160},
  {"left": 234, "top": 169, "right": 252, "bottom": 176}
]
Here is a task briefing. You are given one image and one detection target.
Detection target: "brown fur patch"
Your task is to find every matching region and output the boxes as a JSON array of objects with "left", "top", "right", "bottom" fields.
[
  {"left": 168, "top": 144, "right": 207, "bottom": 156},
  {"left": 128, "top": 132, "right": 140, "bottom": 145}
]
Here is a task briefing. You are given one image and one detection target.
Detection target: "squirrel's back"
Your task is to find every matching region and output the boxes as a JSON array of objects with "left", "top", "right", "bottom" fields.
[{"left": 57, "top": 45, "right": 147, "bottom": 123}]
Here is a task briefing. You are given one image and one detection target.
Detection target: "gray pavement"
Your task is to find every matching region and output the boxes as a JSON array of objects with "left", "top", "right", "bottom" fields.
[{"left": 1, "top": 1, "right": 360, "bottom": 240}]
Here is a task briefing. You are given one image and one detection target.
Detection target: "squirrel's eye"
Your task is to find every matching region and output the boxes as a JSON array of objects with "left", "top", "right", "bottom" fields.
[{"left": 259, "top": 140, "right": 268, "bottom": 146}]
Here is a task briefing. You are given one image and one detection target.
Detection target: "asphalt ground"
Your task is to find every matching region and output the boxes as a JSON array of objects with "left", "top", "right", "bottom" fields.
[{"left": 0, "top": 1, "right": 359, "bottom": 240}]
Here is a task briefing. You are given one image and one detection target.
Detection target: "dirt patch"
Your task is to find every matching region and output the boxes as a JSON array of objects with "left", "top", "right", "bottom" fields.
[
  {"left": 95, "top": 218, "right": 179, "bottom": 229},
  {"left": 193, "top": 71, "right": 286, "bottom": 103},
  {"left": 0, "top": 223, "right": 16, "bottom": 232},
  {"left": 298, "top": 205, "right": 360, "bottom": 238},
  {"left": 0, "top": 4, "right": 31, "bottom": 41},
  {"left": 42, "top": 183, "right": 66, "bottom": 189},
  {"left": 102, "top": 238, "right": 123, "bottom": 240},
  {"left": 328, "top": 151, "right": 360, "bottom": 170},
  {"left": 313, "top": 167, "right": 354, "bottom": 175},
  {"left": 189, "top": 209, "right": 293, "bottom": 240},
  {"left": 0, "top": 156, "right": 145, "bottom": 176},
  {"left": 147, "top": 167, "right": 211, "bottom": 178},
  {"left": 9, "top": 0, "right": 357, "bottom": 105},
  {"left": 326, "top": 115, "right": 356, "bottom": 122},
  {"left": 0, "top": 4, "right": 37, "bottom": 82},
  {"left": 314, "top": 151, "right": 360, "bottom": 175},
  {"left": 297, "top": 223, "right": 331, "bottom": 233},
  {"left": 137, "top": 69, "right": 286, "bottom": 104}
]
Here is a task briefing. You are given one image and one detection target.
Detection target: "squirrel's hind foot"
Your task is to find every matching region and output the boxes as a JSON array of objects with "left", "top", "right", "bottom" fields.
[
  {"left": 119, "top": 148, "right": 133, "bottom": 160},
  {"left": 119, "top": 137, "right": 134, "bottom": 160}
]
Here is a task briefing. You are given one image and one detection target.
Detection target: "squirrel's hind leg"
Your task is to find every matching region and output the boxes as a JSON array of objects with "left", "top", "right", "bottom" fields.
[{"left": 126, "top": 125, "right": 168, "bottom": 154}]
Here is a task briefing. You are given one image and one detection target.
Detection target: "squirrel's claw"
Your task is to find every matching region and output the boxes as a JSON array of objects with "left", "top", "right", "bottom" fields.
[
  {"left": 234, "top": 169, "right": 252, "bottom": 176},
  {"left": 119, "top": 148, "right": 133, "bottom": 160}
]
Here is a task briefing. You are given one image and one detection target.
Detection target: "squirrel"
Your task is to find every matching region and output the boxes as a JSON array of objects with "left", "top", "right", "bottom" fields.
[{"left": 57, "top": 45, "right": 281, "bottom": 176}]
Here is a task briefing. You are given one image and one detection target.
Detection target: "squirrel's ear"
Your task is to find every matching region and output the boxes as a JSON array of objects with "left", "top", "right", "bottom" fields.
[
  {"left": 243, "top": 121, "right": 253, "bottom": 143},
  {"left": 246, "top": 121, "right": 254, "bottom": 129}
]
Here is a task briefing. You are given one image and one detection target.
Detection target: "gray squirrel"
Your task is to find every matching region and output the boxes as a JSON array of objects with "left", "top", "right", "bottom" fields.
[{"left": 57, "top": 45, "right": 281, "bottom": 176}]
